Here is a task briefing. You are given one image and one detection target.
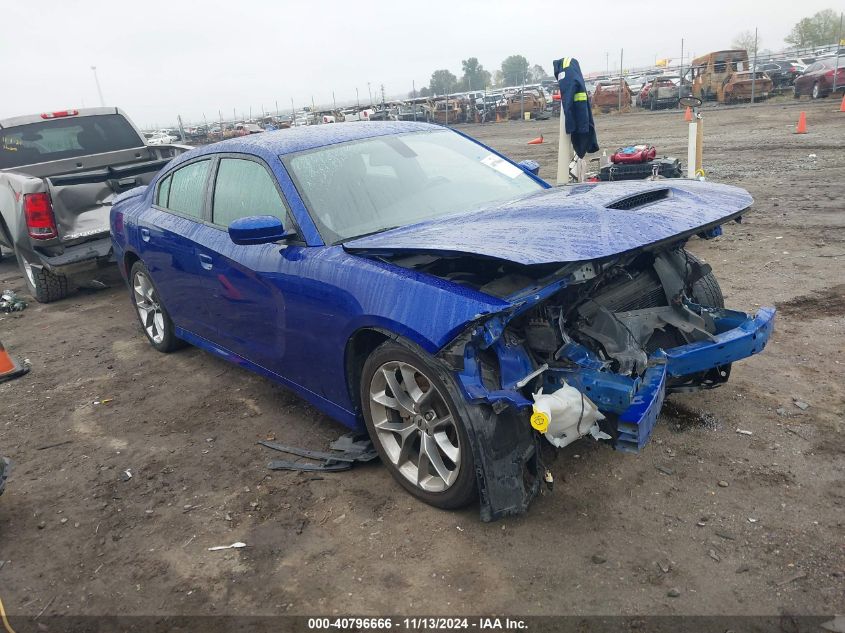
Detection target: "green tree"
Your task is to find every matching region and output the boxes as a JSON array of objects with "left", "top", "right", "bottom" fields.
[
  {"left": 732, "top": 30, "right": 761, "bottom": 56},
  {"left": 460, "top": 57, "right": 492, "bottom": 91},
  {"left": 528, "top": 64, "right": 549, "bottom": 82},
  {"left": 500, "top": 55, "right": 530, "bottom": 87},
  {"left": 492, "top": 69, "right": 504, "bottom": 87},
  {"left": 785, "top": 9, "right": 840, "bottom": 48},
  {"left": 418, "top": 86, "right": 431, "bottom": 97},
  {"left": 429, "top": 69, "right": 458, "bottom": 95}
]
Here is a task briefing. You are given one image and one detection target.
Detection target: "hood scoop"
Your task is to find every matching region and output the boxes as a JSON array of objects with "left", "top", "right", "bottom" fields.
[{"left": 605, "top": 188, "right": 670, "bottom": 210}]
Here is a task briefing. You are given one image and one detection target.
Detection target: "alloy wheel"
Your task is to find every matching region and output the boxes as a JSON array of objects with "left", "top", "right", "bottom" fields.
[
  {"left": 368, "top": 360, "right": 461, "bottom": 493},
  {"left": 133, "top": 271, "right": 165, "bottom": 344}
]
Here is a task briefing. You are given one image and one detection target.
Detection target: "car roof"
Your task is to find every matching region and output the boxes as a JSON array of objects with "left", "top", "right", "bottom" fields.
[{"left": 180, "top": 121, "right": 439, "bottom": 162}]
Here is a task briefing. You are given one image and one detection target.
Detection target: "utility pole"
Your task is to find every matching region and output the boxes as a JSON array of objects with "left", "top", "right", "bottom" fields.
[
  {"left": 520, "top": 71, "right": 525, "bottom": 121},
  {"left": 90, "top": 66, "right": 105, "bottom": 106},
  {"left": 367, "top": 82, "right": 373, "bottom": 106},
  {"left": 332, "top": 91, "right": 337, "bottom": 112},
  {"left": 680, "top": 38, "right": 684, "bottom": 87},
  {"left": 412, "top": 80, "right": 417, "bottom": 121},
  {"left": 618, "top": 49, "right": 624, "bottom": 111},
  {"left": 291, "top": 98, "right": 296, "bottom": 126},
  {"left": 605, "top": 52, "right": 609, "bottom": 75},
  {"left": 751, "top": 27, "right": 758, "bottom": 104},
  {"left": 834, "top": 12, "right": 843, "bottom": 92},
  {"left": 356, "top": 87, "right": 360, "bottom": 109}
]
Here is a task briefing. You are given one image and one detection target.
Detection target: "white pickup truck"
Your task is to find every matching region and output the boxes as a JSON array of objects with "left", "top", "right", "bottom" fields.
[{"left": 0, "top": 107, "right": 188, "bottom": 302}]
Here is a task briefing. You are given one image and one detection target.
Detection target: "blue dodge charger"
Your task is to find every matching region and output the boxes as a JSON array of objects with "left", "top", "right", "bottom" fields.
[{"left": 110, "top": 121, "right": 774, "bottom": 520}]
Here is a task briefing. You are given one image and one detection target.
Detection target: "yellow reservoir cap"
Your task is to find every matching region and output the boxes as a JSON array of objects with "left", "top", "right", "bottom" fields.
[{"left": 530, "top": 409, "right": 550, "bottom": 433}]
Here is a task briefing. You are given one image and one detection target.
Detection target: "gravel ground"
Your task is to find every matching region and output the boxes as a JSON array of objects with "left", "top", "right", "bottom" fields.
[{"left": 0, "top": 99, "right": 842, "bottom": 621}]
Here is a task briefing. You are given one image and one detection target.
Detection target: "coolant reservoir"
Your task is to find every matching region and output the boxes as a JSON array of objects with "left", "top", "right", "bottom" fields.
[{"left": 531, "top": 384, "right": 607, "bottom": 449}]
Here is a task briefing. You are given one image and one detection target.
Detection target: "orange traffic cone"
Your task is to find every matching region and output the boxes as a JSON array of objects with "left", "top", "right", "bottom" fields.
[
  {"left": 684, "top": 106, "right": 692, "bottom": 122},
  {"left": 527, "top": 134, "right": 544, "bottom": 145},
  {"left": 795, "top": 111, "right": 807, "bottom": 134},
  {"left": 0, "top": 340, "right": 28, "bottom": 383},
  {"left": 839, "top": 93, "right": 845, "bottom": 112}
]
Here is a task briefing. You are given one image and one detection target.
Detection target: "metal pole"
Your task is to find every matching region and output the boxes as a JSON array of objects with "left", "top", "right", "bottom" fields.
[
  {"left": 521, "top": 72, "right": 525, "bottom": 121},
  {"left": 834, "top": 13, "right": 843, "bottom": 92},
  {"left": 90, "top": 66, "right": 105, "bottom": 106},
  {"left": 291, "top": 98, "right": 296, "bottom": 126},
  {"left": 751, "top": 27, "right": 758, "bottom": 104},
  {"left": 680, "top": 38, "right": 684, "bottom": 96},
  {"left": 356, "top": 87, "right": 360, "bottom": 109},
  {"left": 275, "top": 100, "right": 279, "bottom": 118},
  {"left": 367, "top": 82, "right": 373, "bottom": 106},
  {"left": 332, "top": 91, "right": 337, "bottom": 112},
  {"left": 556, "top": 94, "right": 573, "bottom": 184},
  {"left": 176, "top": 115, "right": 185, "bottom": 142},
  {"left": 618, "top": 49, "right": 623, "bottom": 111},
  {"left": 412, "top": 80, "right": 417, "bottom": 121},
  {"left": 605, "top": 52, "right": 609, "bottom": 75},
  {"left": 219, "top": 110, "right": 223, "bottom": 139}
]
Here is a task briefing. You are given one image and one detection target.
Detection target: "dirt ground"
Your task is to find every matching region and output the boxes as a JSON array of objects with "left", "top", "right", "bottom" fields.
[{"left": 0, "top": 100, "right": 843, "bottom": 622}]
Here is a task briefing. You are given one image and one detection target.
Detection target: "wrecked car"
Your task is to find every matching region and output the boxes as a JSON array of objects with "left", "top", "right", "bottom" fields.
[
  {"left": 722, "top": 71, "right": 773, "bottom": 103},
  {"left": 110, "top": 122, "right": 774, "bottom": 520},
  {"left": 0, "top": 107, "right": 188, "bottom": 302},
  {"left": 592, "top": 79, "right": 632, "bottom": 111}
]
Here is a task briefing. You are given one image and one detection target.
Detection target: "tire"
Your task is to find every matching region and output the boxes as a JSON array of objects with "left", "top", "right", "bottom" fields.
[
  {"left": 793, "top": 85, "right": 800, "bottom": 99},
  {"left": 129, "top": 260, "right": 183, "bottom": 353},
  {"left": 811, "top": 82, "right": 820, "bottom": 100},
  {"left": 360, "top": 341, "right": 477, "bottom": 509},
  {"left": 15, "top": 248, "right": 70, "bottom": 303}
]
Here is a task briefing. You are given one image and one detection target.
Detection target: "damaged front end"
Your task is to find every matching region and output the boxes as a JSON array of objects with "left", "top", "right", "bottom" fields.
[{"left": 429, "top": 246, "right": 775, "bottom": 521}]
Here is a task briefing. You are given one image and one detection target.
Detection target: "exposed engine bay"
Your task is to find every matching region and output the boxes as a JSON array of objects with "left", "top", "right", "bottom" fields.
[{"left": 377, "top": 241, "right": 774, "bottom": 521}]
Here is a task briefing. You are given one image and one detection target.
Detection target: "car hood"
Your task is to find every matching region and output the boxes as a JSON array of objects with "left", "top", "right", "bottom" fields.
[{"left": 344, "top": 180, "right": 752, "bottom": 265}]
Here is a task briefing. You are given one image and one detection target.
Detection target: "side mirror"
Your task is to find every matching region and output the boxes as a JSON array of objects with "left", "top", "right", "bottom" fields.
[
  {"left": 228, "top": 215, "right": 294, "bottom": 245},
  {"left": 517, "top": 159, "right": 540, "bottom": 176}
]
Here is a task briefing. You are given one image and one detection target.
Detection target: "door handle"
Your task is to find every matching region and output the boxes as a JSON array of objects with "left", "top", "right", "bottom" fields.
[
  {"left": 140, "top": 227, "right": 150, "bottom": 242},
  {"left": 198, "top": 253, "right": 213, "bottom": 270}
]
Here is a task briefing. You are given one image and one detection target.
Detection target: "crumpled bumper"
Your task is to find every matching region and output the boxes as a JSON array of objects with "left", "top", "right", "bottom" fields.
[{"left": 615, "top": 307, "right": 775, "bottom": 452}]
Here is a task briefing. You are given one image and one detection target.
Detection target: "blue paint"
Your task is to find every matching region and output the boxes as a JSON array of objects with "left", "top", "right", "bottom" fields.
[
  {"left": 110, "top": 122, "right": 774, "bottom": 455},
  {"left": 345, "top": 179, "right": 753, "bottom": 265}
]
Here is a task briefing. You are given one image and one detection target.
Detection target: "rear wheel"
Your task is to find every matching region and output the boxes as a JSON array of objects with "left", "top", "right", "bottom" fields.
[
  {"left": 360, "top": 342, "right": 476, "bottom": 509},
  {"left": 811, "top": 82, "right": 821, "bottom": 99},
  {"left": 129, "top": 261, "right": 183, "bottom": 352},
  {"left": 15, "top": 248, "right": 70, "bottom": 303},
  {"left": 793, "top": 84, "right": 800, "bottom": 99}
]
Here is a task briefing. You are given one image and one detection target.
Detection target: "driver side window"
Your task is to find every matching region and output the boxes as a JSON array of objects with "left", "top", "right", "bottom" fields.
[{"left": 212, "top": 158, "right": 287, "bottom": 227}]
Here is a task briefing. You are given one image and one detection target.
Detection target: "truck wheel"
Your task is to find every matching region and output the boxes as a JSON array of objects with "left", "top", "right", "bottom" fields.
[
  {"left": 15, "top": 249, "right": 70, "bottom": 303},
  {"left": 360, "top": 341, "right": 477, "bottom": 510}
]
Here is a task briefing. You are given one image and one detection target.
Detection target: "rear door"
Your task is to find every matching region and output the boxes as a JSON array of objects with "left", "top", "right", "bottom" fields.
[
  {"left": 190, "top": 155, "right": 295, "bottom": 371},
  {"left": 138, "top": 158, "right": 217, "bottom": 341}
]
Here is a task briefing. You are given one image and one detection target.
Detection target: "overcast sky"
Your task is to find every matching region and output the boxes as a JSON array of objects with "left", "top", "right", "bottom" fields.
[{"left": 1, "top": 0, "right": 839, "bottom": 128}]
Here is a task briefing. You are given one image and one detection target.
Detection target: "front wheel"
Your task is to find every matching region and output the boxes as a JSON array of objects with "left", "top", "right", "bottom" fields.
[
  {"left": 360, "top": 342, "right": 476, "bottom": 509},
  {"left": 129, "top": 261, "right": 183, "bottom": 352},
  {"left": 15, "top": 248, "right": 70, "bottom": 303}
]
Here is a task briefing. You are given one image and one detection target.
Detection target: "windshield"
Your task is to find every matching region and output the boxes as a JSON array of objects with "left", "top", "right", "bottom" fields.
[
  {"left": 285, "top": 130, "right": 544, "bottom": 243},
  {"left": 0, "top": 114, "right": 144, "bottom": 170}
]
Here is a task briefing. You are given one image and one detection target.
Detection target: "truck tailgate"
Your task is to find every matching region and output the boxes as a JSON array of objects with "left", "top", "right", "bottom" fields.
[{"left": 47, "top": 159, "right": 169, "bottom": 242}]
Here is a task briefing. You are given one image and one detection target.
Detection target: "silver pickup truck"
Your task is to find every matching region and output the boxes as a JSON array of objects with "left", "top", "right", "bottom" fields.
[{"left": 0, "top": 107, "right": 188, "bottom": 302}]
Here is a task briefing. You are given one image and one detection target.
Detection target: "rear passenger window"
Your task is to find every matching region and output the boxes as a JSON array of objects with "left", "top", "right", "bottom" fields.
[
  {"left": 165, "top": 160, "right": 210, "bottom": 219},
  {"left": 156, "top": 175, "right": 171, "bottom": 207},
  {"left": 212, "top": 158, "right": 286, "bottom": 227}
]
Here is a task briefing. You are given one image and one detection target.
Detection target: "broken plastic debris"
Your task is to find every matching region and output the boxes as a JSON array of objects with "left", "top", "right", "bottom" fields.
[
  {"left": 533, "top": 384, "right": 605, "bottom": 448},
  {"left": 736, "top": 428, "right": 753, "bottom": 436},
  {"left": 748, "top": 517, "right": 758, "bottom": 523},
  {"left": 0, "top": 289, "right": 27, "bottom": 313},
  {"left": 208, "top": 542, "right": 247, "bottom": 551},
  {"left": 793, "top": 400, "right": 809, "bottom": 411}
]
